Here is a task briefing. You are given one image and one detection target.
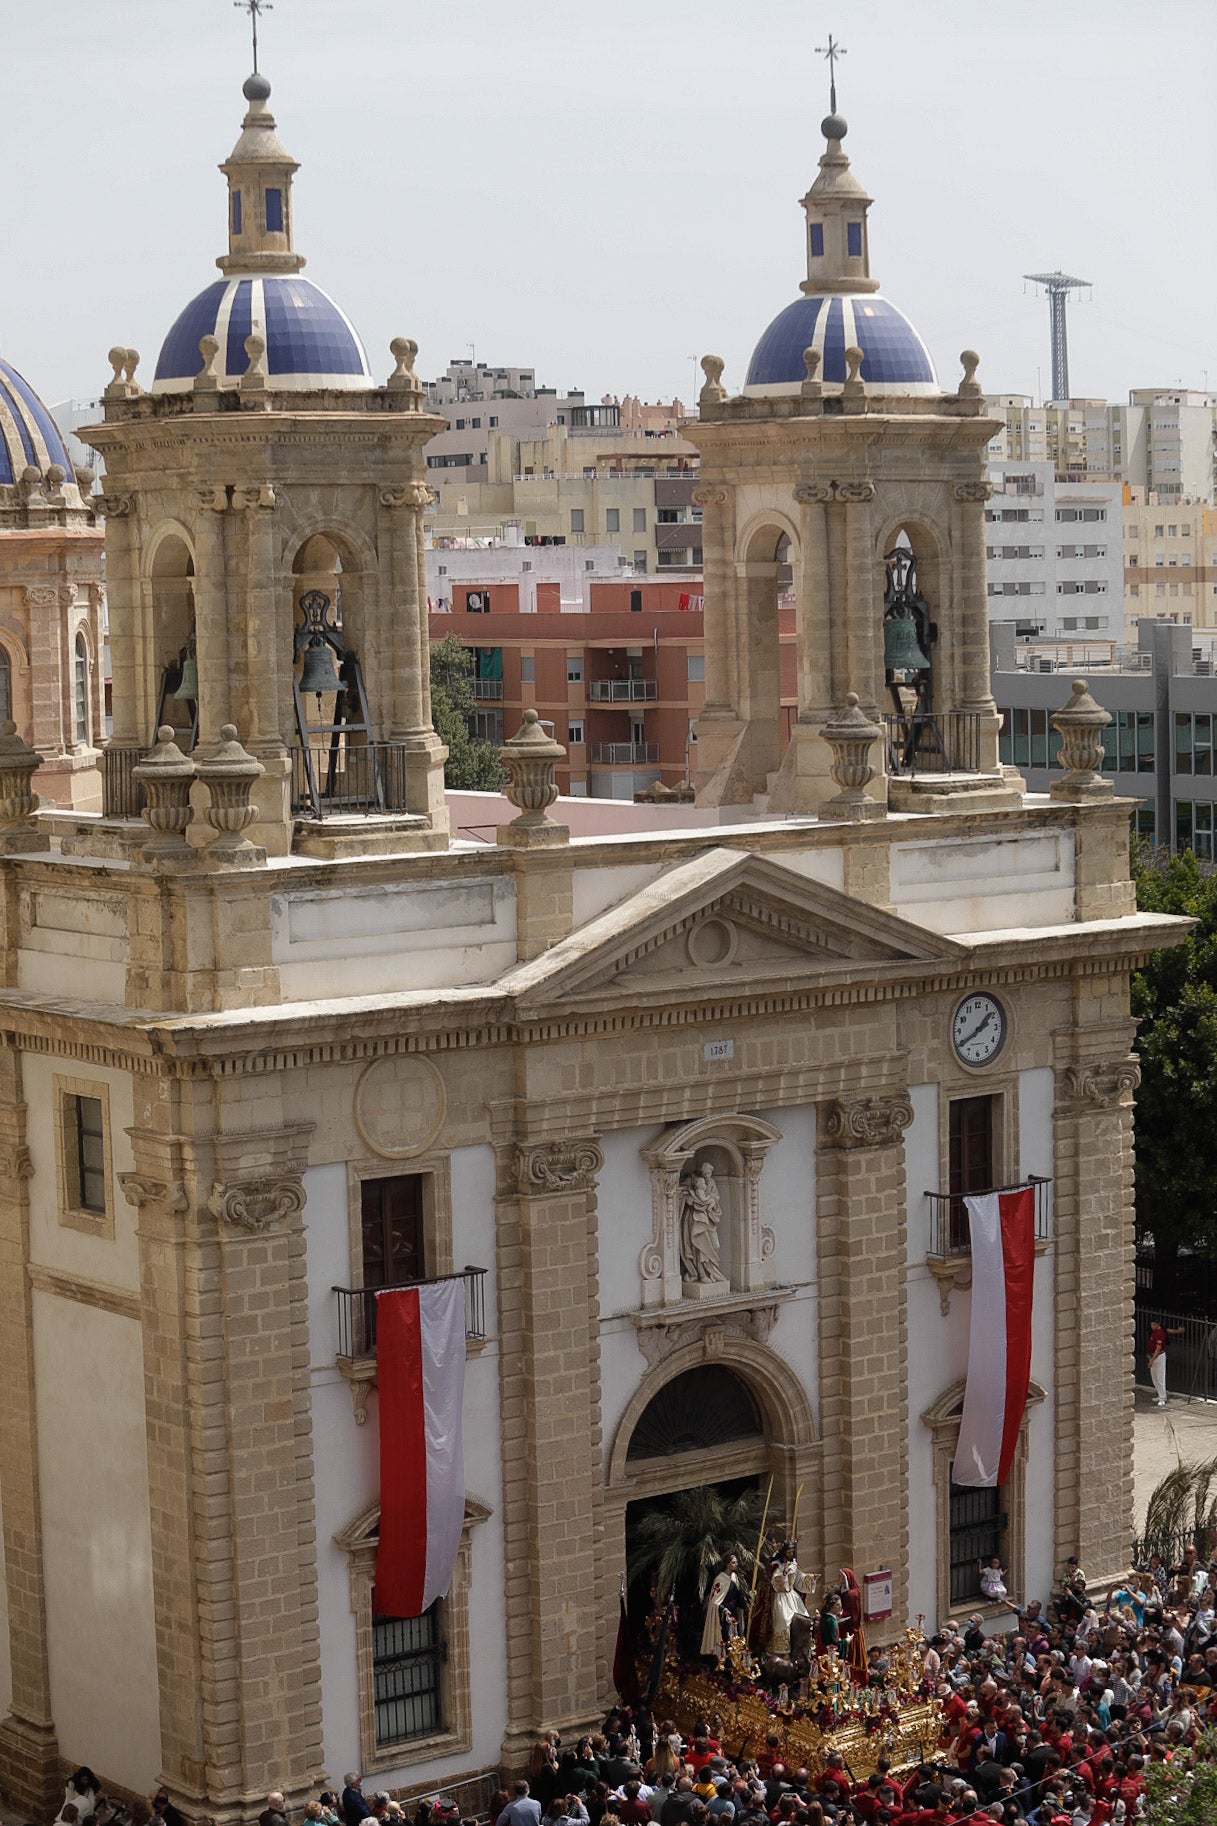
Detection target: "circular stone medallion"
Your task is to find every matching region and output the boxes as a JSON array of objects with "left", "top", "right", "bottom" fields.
[{"left": 353, "top": 1055, "right": 446, "bottom": 1159}]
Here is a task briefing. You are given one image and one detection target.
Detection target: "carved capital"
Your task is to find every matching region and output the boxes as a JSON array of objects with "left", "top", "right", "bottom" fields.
[
  {"left": 379, "top": 483, "right": 433, "bottom": 510},
  {"left": 691, "top": 486, "right": 727, "bottom": 508},
  {"left": 96, "top": 492, "right": 134, "bottom": 517},
  {"left": 0, "top": 1145, "right": 33, "bottom": 1182},
  {"left": 514, "top": 1139, "right": 603, "bottom": 1195},
  {"left": 231, "top": 484, "right": 277, "bottom": 511},
  {"left": 793, "top": 480, "right": 875, "bottom": 505},
  {"left": 953, "top": 481, "right": 993, "bottom": 503},
  {"left": 119, "top": 1172, "right": 188, "bottom": 1213},
  {"left": 207, "top": 1176, "right": 305, "bottom": 1233},
  {"left": 1058, "top": 1059, "right": 1141, "bottom": 1108},
  {"left": 197, "top": 486, "right": 229, "bottom": 513},
  {"left": 22, "top": 585, "right": 60, "bottom": 612},
  {"left": 823, "top": 1092, "right": 914, "bottom": 1148}
]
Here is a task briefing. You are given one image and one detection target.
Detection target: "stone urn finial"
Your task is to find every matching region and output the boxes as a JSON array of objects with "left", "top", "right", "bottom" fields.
[
  {"left": 819, "top": 693, "right": 885, "bottom": 821},
  {"left": 0, "top": 720, "right": 47, "bottom": 848},
  {"left": 699, "top": 355, "right": 728, "bottom": 408},
  {"left": 195, "top": 725, "right": 266, "bottom": 865},
  {"left": 498, "top": 710, "right": 568, "bottom": 845},
  {"left": 1050, "top": 679, "right": 1113, "bottom": 801},
  {"left": 801, "top": 346, "right": 822, "bottom": 404},
  {"left": 388, "top": 336, "right": 423, "bottom": 401},
  {"left": 958, "top": 349, "right": 982, "bottom": 398},
  {"left": 132, "top": 726, "right": 198, "bottom": 858}
]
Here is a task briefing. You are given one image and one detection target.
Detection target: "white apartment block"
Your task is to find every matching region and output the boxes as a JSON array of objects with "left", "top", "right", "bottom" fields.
[
  {"left": 985, "top": 461, "right": 1124, "bottom": 640},
  {"left": 985, "top": 390, "right": 1216, "bottom": 503}
]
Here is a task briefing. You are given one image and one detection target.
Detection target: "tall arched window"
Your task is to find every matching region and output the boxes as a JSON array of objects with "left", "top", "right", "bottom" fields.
[
  {"left": 74, "top": 633, "right": 89, "bottom": 743},
  {"left": 0, "top": 646, "right": 11, "bottom": 727}
]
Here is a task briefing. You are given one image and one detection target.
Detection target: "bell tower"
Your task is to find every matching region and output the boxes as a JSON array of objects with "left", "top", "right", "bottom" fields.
[
  {"left": 690, "top": 95, "right": 1010, "bottom": 818},
  {"left": 84, "top": 74, "right": 449, "bottom": 856}
]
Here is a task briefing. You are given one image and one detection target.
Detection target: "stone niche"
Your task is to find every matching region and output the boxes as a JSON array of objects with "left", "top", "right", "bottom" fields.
[{"left": 639, "top": 1113, "right": 780, "bottom": 1308}]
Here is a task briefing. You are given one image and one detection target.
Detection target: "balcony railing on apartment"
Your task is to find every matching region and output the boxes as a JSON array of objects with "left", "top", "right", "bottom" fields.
[
  {"left": 471, "top": 678, "right": 504, "bottom": 700},
  {"left": 927, "top": 1176, "right": 1051, "bottom": 1258},
  {"left": 883, "top": 710, "right": 981, "bottom": 776},
  {"left": 333, "top": 1266, "right": 488, "bottom": 1361},
  {"left": 588, "top": 741, "right": 660, "bottom": 765},
  {"left": 587, "top": 679, "right": 658, "bottom": 702}
]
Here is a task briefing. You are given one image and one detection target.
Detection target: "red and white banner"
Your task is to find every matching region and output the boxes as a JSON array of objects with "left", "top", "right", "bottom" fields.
[
  {"left": 952, "top": 1187, "right": 1036, "bottom": 1488},
  {"left": 375, "top": 1279, "right": 466, "bottom": 1618}
]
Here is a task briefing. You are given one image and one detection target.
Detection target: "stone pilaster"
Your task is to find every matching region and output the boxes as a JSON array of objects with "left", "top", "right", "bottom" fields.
[
  {"left": 126, "top": 1112, "right": 323, "bottom": 1823},
  {"left": 97, "top": 493, "right": 145, "bottom": 748},
  {"left": 952, "top": 480, "right": 1002, "bottom": 771},
  {"left": 815, "top": 1090, "right": 913, "bottom": 1632},
  {"left": 194, "top": 491, "right": 232, "bottom": 743},
  {"left": 23, "top": 585, "right": 66, "bottom": 759},
  {"left": 0, "top": 1051, "right": 60, "bottom": 1817},
  {"left": 1052, "top": 1025, "right": 1139, "bottom": 1581},
  {"left": 497, "top": 1136, "right": 605, "bottom": 1766}
]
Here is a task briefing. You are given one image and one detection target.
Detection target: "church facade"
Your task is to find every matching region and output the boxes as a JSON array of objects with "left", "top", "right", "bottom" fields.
[{"left": 0, "top": 70, "right": 1181, "bottom": 1826}]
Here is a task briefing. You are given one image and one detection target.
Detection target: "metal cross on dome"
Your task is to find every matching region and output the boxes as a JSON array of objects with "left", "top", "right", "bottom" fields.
[
  {"left": 815, "top": 33, "right": 846, "bottom": 114},
  {"left": 235, "top": 0, "right": 273, "bottom": 73}
]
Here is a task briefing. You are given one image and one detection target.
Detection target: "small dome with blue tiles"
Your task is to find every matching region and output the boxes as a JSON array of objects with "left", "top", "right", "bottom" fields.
[
  {"left": 150, "top": 74, "right": 374, "bottom": 396},
  {"left": 0, "top": 356, "right": 75, "bottom": 485},
  {"left": 746, "top": 294, "right": 937, "bottom": 395},
  {"left": 741, "top": 111, "right": 939, "bottom": 399},
  {"left": 153, "top": 275, "right": 373, "bottom": 394}
]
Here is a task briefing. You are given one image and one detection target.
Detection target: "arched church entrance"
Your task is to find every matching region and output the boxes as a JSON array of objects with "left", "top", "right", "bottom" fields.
[{"left": 607, "top": 1348, "right": 819, "bottom": 1661}]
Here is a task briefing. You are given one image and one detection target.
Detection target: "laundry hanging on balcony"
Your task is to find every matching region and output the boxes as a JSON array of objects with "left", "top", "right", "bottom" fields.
[
  {"left": 952, "top": 1186, "right": 1036, "bottom": 1489},
  {"left": 375, "top": 1278, "right": 467, "bottom": 1617}
]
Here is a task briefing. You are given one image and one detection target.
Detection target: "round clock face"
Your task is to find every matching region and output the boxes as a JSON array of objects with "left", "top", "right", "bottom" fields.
[{"left": 952, "top": 993, "right": 1007, "bottom": 1067}]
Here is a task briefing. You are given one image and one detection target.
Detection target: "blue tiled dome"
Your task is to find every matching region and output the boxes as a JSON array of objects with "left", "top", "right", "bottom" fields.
[
  {"left": 152, "top": 274, "right": 373, "bottom": 393},
  {"left": 745, "top": 294, "right": 938, "bottom": 396},
  {"left": 0, "top": 357, "right": 75, "bottom": 484}
]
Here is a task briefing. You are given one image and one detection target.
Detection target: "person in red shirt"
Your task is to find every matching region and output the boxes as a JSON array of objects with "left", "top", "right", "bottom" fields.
[{"left": 1147, "top": 1320, "right": 1182, "bottom": 1406}]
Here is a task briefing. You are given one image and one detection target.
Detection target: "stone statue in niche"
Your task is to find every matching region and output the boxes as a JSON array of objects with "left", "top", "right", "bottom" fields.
[{"left": 679, "top": 1161, "right": 728, "bottom": 1292}]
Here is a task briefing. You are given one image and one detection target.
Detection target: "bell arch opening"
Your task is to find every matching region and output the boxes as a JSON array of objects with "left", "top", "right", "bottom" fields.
[
  {"left": 736, "top": 519, "right": 798, "bottom": 790},
  {"left": 289, "top": 531, "right": 392, "bottom": 815},
  {"left": 150, "top": 533, "right": 197, "bottom": 746}
]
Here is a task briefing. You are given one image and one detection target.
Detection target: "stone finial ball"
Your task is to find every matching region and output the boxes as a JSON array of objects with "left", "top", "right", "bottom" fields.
[
  {"left": 157, "top": 725, "right": 175, "bottom": 743},
  {"left": 821, "top": 112, "right": 848, "bottom": 141},
  {"left": 846, "top": 693, "right": 859, "bottom": 709},
  {"left": 243, "top": 72, "right": 272, "bottom": 102},
  {"left": 220, "top": 725, "right": 238, "bottom": 742},
  {"left": 521, "top": 710, "right": 539, "bottom": 727}
]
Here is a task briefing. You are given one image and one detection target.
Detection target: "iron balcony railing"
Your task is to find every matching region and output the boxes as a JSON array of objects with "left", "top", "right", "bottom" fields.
[
  {"left": 332, "top": 1266, "right": 488, "bottom": 1360},
  {"left": 884, "top": 709, "right": 982, "bottom": 776},
  {"left": 587, "top": 679, "right": 658, "bottom": 702},
  {"left": 471, "top": 678, "right": 504, "bottom": 700},
  {"left": 588, "top": 741, "right": 660, "bottom": 764},
  {"left": 927, "top": 1175, "right": 1051, "bottom": 1258},
  {"left": 101, "top": 744, "right": 147, "bottom": 818},
  {"left": 290, "top": 740, "right": 411, "bottom": 818}
]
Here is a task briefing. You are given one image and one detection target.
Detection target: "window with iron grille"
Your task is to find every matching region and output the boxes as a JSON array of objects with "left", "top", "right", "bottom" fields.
[
  {"left": 949, "top": 1483, "right": 1004, "bottom": 1605},
  {"left": 372, "top": 1605, "right": 444, "bottom": 1745}
]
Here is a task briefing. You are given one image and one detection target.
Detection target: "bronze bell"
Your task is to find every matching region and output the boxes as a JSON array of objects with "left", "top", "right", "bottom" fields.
[
  {"left": 299, "top": 635, "right": 342, "bottom": 698},
  {"left": 172, "top": 651, "right": 199, "bottom": 700},
  {"left": 883, "top": 608, "right": 930, "bottom": 674}
]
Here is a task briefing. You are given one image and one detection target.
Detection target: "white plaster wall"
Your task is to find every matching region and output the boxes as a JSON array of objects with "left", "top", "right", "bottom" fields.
[
  {"left": 1020, "top": 1068, "right": 1057, "bottom": 1606},
  {"left": 23, "top": 1054, "right": 140, "bottom": 1293},
  {"left": 308, "top": 1146, "right": 507, "bottom": 1783},
  {"left": 271, "top": 878, "right": 518, "bottom": 999},
  {"left": 890, "top": 832, "right": 1076, "bottom": 934},
  {"left": 572, "top": 863, "right": 670, "bottom": 929},
  {"left": 33, "top": 1296, "right": 160, "bottom": 1786},
  {"left": 904, "top": 1083, "right": 943, "bottom": 1627},
  {"left": 756, "top": 1105, "right": 818, "bottom": 1421},
  {"left": 17, "top": 880, "right": 128, "bottom": 1003},
  {"left": 767, "top": 848, "right": 846, "bottom": 892}
]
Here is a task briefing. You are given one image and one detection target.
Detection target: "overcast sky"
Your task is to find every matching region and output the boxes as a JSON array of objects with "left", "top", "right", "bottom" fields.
[{"left": 6, "top": 0, "right": 1215, "bottom": 412}]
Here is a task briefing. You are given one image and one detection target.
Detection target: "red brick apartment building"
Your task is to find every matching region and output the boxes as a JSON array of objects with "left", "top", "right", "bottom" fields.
[{"left": 430, "top": 580, "right": 798, "bottom": 799}]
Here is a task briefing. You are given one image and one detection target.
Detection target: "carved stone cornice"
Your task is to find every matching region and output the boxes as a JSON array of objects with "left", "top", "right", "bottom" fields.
[
  {"left": 1057, "top": 1059, "right": 1141, "bottom": 1108},
  {"left": 514, "top": 1139, "right": 603, "bottom": 1195},
  {"left": 823, "top": 1091, "right": 914, "bottom": 1149},
  {"left": 630, "top": 1285, "right": 795, "bottom": 1369},
  {"left": 119, "top": 1172, "right": 187, "bottom": 1213},
  {"left": 793, "top": 480, "right": 875, "bottom": 505},
  {"left": 207, "top": 1176, "right": 305, "bottom": 1234},
  {"left": 953, "top": 481, "right": 993, "bottom": 502}
]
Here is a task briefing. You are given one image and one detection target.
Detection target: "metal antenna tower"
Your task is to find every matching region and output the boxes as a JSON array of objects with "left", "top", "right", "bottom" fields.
[{"left": 1023, "top": 270, "right": 1090, "bottom": 401}]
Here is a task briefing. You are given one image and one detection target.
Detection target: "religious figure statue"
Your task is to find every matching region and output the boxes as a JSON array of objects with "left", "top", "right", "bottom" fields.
[
  {"left": 700, "top": 1552, "right": 748, "bottom": 1661},
  {"left": 679, "top": 1161, "right": 727, "bottom": 1285},
  {"left": 768, "top": 1540, "right": 810, "bottom": 1653}
]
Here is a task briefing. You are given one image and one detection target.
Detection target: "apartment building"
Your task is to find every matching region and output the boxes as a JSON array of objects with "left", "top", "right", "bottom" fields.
[
  {"left": 985, "top": 391, "right": 1216, "bottom": 500},
  {"left": 427, "top": 569, "right": 798, "bottom": 799},
  {"left": 1124, "top": 494, "right": 1217, "bottom": 629},
  {"left": 985, "top": 461, "right": 1124, "bottom": 639}
]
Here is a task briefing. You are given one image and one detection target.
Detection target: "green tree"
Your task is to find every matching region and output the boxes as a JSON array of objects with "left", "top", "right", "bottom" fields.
[
  {"left": 1143, "top": 1735, "right": 1217, "bottom": 1824},
  {"left": 627, "top": 1483, "right": 766, "bottom": 1607},
  {"left": 1131, "top": 846, "right": 1217, "bottom": 1280},
  {"left": 428, "top": 634, "right": 505, "bottom": 791}
]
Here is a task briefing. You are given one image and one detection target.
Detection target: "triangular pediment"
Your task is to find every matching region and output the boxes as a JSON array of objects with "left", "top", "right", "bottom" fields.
[{"left": 501, "top": 847, "right": 965, "bottom": 1011}]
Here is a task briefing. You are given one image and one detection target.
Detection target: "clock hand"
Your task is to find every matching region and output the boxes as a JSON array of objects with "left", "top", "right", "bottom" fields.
[{"left": 959, "top": 1011, "right": 995, "bottom": 1047}]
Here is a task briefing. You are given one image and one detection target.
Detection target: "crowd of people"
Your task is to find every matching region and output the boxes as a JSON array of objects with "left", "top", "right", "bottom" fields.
[
  {"left": 508, "top": 1546, "right": 1217, "bottom": 1824},
  {"left": 38, "top": 1543, "right": 1217, "bottom": 1826}
]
